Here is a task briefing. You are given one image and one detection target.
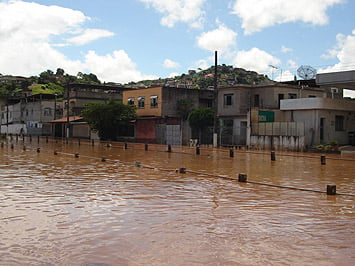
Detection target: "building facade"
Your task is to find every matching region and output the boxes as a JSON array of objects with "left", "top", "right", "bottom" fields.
[{"left": 122, "top": 86, "right": 214, "bottom": 144}]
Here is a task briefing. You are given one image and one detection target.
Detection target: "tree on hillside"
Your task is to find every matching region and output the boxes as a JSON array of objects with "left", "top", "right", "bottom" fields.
[
  {"left": 188, "top": 107, "right": 214, "bottom": 143},
  {"left": 81, "top": 100, "right": 136, "bottom": 141}
]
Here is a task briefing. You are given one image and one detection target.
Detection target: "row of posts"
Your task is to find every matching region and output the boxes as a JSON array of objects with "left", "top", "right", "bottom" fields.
[
  {"left": 0, "top": 139, "right": 338, "bottom": 195},
  {"left": 0, "top": 138, "right": 332, "bottom": 166}
]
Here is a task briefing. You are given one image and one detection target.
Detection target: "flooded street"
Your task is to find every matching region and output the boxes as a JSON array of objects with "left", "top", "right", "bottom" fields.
[{"left": 0, "top": 138, "right": 354, "bottom": 265}]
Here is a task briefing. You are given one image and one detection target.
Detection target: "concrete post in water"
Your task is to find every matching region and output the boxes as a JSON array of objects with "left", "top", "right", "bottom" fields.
[
  {"left": 271, "top": 151, "right": 276, "bottom": 161},
  {"left": 167, "top": 144, "right": 172, "bottom": 153},
  {"left": 326, "top": 185, "right": 336, "bottom": 195},
  {"left": 238, "top": 173, "right": 247, "bottom": 182},
  {"left": 321, "top": 155, "right": 326, "bottom": 165},
  {"left": 145, "top": 143, "right": 148, "bottom": 151},
  {"left": 229, "top": 148, "right": 234, "bottom": 158},
  {"left": 196, "top": 146, "right": 200, "bottom": 155}
]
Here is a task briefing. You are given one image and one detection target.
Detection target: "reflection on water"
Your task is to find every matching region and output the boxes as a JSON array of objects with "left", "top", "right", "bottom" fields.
[{"left": 0, "top": 140, "right": 354, "bottom": 265}]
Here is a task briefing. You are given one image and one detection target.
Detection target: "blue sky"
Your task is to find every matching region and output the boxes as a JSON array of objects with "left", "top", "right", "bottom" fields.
[{"left": 0, "top": 0, "right": 354, "bottom": 96}]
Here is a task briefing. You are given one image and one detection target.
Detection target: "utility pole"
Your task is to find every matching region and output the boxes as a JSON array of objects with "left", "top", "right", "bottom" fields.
[
  {"left": 66, "top": 82, "right": 70, "bottom": 141},
  {"left": 213, "top": 51, "right": 219, "bottom": 148}
]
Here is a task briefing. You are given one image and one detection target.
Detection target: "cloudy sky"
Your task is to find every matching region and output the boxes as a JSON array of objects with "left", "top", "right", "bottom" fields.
[{"left": 0, "top": 0, "right": 354, "bottom": 96}]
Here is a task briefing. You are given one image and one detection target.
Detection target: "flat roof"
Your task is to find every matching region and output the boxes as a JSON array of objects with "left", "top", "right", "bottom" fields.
[{"left": 316, "top": 70, "right": 355, "bottom": 90}]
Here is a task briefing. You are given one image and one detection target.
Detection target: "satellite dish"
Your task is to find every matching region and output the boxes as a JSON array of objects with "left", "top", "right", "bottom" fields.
[{"left": 297, "top": 65, "right": 317, "bottom": 80}]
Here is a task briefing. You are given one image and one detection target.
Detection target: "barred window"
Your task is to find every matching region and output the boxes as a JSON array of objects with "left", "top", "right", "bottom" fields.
[
  {"left": 335, "top": 115, "right": 344, "bottom": 131},
  {"left": 138, "top": 96, "right": 145, "bottom": 108},
  {"left": 150, "top": 95, "right": 158, "bottom": 108},
  {"left": 224, "top": 94, "right": 233, "bottom": 106},
  {"left": 128, "top": 97, "right": 135, "bottom": 105}
]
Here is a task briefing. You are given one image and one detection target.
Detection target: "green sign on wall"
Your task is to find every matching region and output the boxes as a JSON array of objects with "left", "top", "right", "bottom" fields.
[{"left": 258, "top": 110, "right": 274, "bottom": 122}]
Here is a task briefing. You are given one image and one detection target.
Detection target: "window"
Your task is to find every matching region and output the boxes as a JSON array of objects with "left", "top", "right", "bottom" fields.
[
  {"left": 223, "top": 119, "right": 233, "bottom": 127},
  {"left": 335, "top": 115, "right": 344, "bottom": 131},
  {"left": 308, "top": 95, "right": 316, "bottom": 98},
  {"left": 150, "top": 95, "right": 158, "bottom": 108},
  {"left": 288, "top": 93, "right": 297, "bottom": 99},
  {"left": 128, "top": 97, "right": 135, "bottom": 105},
  {"left": 44, "top": 107, "right": 52, "bottom": 116},
  {"left": 224, "top": 94, "right": 233, "bottom": 106},
  {"left": 254, "top": 94, "right": 260, "bottom": 107},
  {"left": 138, "top": 96, "right": 145, "bottom": 108}
]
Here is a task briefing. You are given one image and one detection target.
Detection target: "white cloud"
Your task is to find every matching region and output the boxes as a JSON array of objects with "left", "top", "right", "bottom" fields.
[
  {"left": 319, "top": 30, "right": 355, "bottom": 73},
  {"left": 281, "top": 45, "right": 292, "bottom": 53},
  {"left": 194, "top": 59, "right": 211, "bottom": 70},
  {"left": 0, "top": 0, "right": 153, "bottom": 83},
  {"left": 139, "top": 0, "right": 206, "bottom": 28},
  {"left": 84, "top": 50, "right": 157, "bottom": 83},
  {"left": 319, "top": 30, "right": 355, "bottom": 98},
  {"left": 231, "top": 0, "right": 344, "bottom": 34},
  {"left": 0, "top": 0, "right": 87, "bottom": 76},
  {"left": 275, "top": 70, "right": 295, "bottom": 82},
  {"left": 196, "top": 24, "right": 237, "bottom": 53},
  {"left": 287, "top": 59, "right": 298, "bottom": 69},
  {"left": 233, "top": 47, "right": 281, "bottom": 75},
  {"left": 67, "top": 29, "right": 115, "bottom": 46},
  {"left": 168, "top": 72, "right": 180, "bottom": 78},
  {"left": 163, "top": 59, "right": 180, "bottom": 69}
]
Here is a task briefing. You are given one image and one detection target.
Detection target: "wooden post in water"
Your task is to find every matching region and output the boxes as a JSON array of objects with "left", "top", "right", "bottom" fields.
[
  {"left": 229, "top": 148, "right": 234, "bottom": 158},
  {"left": 196, "top": 146, "right": 200, "bottom": 155},
  {"left": 326, "top": 185, "right": 336, "bottom": 195},
  {"left": 238, "top": 173, "right": 247, "bottom": 182},
  {"left": 271, "top": 151, "right": 276, "bottom": 161},
  {"left": 124, "top": 142, "right": 128, "bottom": 149},
  {"left": 91, "top": 139, "right": 94, "bottom": 146},
  {"left": 321, "top": 155, "right": 326, "bottom": 165},
  {"left": 145, "top": 143, "right": 148, "bottom": 151},
  {"left": 179, "top": 168, "right": 186, "bottom": 174},
  {"left": 167, "top": 144, "right": 172, "bottom": 153}
]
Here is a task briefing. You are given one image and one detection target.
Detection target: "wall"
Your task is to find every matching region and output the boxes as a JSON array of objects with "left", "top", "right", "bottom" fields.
[
  {"left": 162, "top": 87, "right": 200, "bottom": 117},
  {"left": 122, "top": 87, "right": 163, "bottom": 117},
  {"left": 0, "top": 123, "right": 26, "bottom": 135},
  {"left": 250, "top": 135, "right": 305, "bottom": 151},
  {"left": 72, "top": 123, "right": 91, "bottom": 138}
]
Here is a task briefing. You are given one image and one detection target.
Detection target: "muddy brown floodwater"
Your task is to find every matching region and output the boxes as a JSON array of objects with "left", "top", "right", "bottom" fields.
[{"left": 0, "top": 138, "right": 354, "bottom": 265}]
